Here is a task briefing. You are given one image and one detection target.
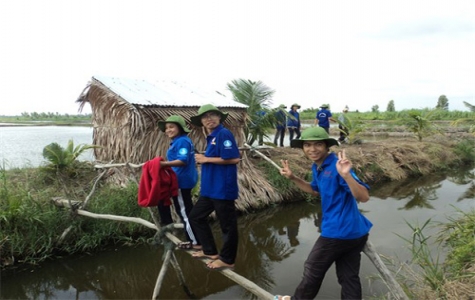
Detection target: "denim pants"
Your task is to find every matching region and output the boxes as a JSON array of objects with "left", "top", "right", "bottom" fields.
[
  {"left": 189, "top": 196, "right": 238, "bottom": 265},
  {"left": 288, "top": 127, "right": 301, "bottom": 141},
  {"left": 293, "top": 234, "right": 368, "bottom": 300},
  {"left": 274, "top": 127, "right": 286, "bottom": 146}
]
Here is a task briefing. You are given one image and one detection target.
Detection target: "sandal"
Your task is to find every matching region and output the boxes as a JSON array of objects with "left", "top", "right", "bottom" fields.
[{"left": 177, "top": 242, "right": 193, "bottom": 250}]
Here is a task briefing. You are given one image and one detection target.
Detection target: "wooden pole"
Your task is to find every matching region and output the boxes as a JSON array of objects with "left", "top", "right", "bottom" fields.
[
  {"left": 363, "top": 241, "right": 408, "bottom": 300},
  {"left": 245, "top": 144, "right": 409, "bottom": 300},
  {"left": 170, "top": 253, "right": 195, "bottom": 298},
  {"left": 152, "top": 249, "right": 172, "bottom": 299}
]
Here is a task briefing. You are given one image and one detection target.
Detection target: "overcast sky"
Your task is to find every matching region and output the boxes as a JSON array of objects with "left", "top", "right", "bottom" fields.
[{"left": 1, "top": 0, "right": 474, "bottom": 115}]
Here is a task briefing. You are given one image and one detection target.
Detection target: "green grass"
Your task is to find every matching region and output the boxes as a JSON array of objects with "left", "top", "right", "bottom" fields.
[{"left": 0, "top": 164, "right": 154, "bottom": 267}]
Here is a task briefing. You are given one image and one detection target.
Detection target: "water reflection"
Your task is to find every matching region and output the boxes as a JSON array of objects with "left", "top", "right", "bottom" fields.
[
  {"left": 371, "top": 167, "right": 475, "bottom": 210},
  {"left": 1, "top": 168, "right": 474, "bottom": 299}
]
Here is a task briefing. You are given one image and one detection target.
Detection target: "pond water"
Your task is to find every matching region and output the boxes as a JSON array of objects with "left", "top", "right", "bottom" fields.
[
  {"left": 0, "top": 126, "right": 94, "bottom": 169},
  {"left": 1, "top": 127, "right": 474, "bottom": 299}
]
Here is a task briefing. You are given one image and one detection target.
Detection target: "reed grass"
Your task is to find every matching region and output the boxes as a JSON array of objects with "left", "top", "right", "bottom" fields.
[{"left": 0, "top": 165, "right": 153, "bottom": 267}]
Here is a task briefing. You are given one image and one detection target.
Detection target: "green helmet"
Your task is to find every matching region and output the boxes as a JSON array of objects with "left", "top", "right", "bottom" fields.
[
  {"left": 190, "top": 104, "right": 229, "bottom": 127},
  {"left": 290, "top": 126, "right": 339, "bottom": 148},
  {"left": 157, "top": 115, "right": 191, "bottom": 133}
]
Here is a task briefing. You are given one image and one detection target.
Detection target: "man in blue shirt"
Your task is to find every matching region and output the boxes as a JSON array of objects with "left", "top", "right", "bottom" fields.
[
  {"left": 287, "top": 103, "right": 301, "bottom": 142},
  {"left": 277, "top": 126, "right": 372, "bottom": 300},
  {"left": 273, "top": 104, "right": 287, "bottom": 147},
  {"left": 189, "top": 104, "right": 240, "bottom": 271},
  {"left": 314, "top": 103, "right": 335, "bottom": 134}
]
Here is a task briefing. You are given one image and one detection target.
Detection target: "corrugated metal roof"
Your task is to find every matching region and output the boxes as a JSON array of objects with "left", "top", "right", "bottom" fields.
[{"left": 93, "top": 75, "right": 248, "bottom": 108}]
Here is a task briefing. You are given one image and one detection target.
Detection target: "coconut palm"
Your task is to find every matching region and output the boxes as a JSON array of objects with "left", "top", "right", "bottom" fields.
[
  {"left": 227, "top": 79, "right": 276, "bottom": 145},
  {"left": 42, "top": 139, "right": 97, "bottom": 170}
]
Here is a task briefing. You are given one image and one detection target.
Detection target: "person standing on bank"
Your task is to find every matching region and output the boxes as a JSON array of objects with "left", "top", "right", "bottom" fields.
[
  {"left": 338, "top": 106, "right": 349, "bottom": 143},
  {"left": 314, "top": 103, "right": 335, "bottom": 134},
  {"left": 273, "top": 104, "right": 287, "bottom": 147},
  {"left": 287, "top": 103, "right": 301, "bottom": 142},
  {"left": 275, "top": 126, "right": 372, "bottom": 300},
  {"left": 189, "top": 104, "right": 240, "bottom": 270},
  {"left": 157, "top": 115, "right": 200, "bottom": 250}
]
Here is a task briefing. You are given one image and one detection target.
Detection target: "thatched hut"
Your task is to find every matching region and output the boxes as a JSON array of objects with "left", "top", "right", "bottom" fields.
[{"left": 77, "top": 76, "right": 283, "bottom": 211}]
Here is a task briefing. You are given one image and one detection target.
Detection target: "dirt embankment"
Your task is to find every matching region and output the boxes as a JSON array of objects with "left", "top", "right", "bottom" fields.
[{"left": 250, "top": 134, "right": 469, "bottom": 185}]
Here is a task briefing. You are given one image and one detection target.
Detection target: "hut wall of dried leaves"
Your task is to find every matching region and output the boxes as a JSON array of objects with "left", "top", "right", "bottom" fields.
[{"left": 77, "top": 78, "right": 283, "bottom": 212}]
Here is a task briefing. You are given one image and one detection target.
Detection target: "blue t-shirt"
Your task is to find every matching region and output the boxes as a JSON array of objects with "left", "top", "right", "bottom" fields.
[
  {"left": 166, "top": 134, "right": 198, "bottom": 189},
  {"left": 200, "top": 125, "right": 240, "bottom": 200},
  {"left": 287, "top": 110, "right": 300, "bottom": 127},
  {"left": 310, "top": 152, "right": 372, "bottom": 239},
  {"left": 275, "top": 110, "right": 287, "bottom": 129},
  {"left": 316, "top": 109, "right": 332, "bottom": 128}
]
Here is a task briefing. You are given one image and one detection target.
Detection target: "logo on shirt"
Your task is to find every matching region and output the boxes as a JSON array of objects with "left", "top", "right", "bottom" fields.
[
  {"left": 211, "top": 137, "right": 216, "bottom": 145},
  {"left": 223, "top": 140, "right": 233, "bottom": 148},
  {"left": 178, "top": 148, "right": 188, "bottom": 155}
]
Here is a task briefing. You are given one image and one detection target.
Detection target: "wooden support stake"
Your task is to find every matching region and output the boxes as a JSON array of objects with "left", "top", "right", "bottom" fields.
[
  {"left": 152, "top": 249, "right": 172, "bottom": 299},
  {"left": 363, "top": 241, "right": 408, "bottom": 300},
  {"left": 170, "top": 252, "right": 195, "bottom": 298}
]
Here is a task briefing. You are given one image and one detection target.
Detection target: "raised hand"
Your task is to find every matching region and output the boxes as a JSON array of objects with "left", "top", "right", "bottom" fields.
[
  {"left": 280, "top": 159, "right": 294, "bottom": 179},
  {"left": 336, "top": 149, "right": 352, "bottom": 177}
]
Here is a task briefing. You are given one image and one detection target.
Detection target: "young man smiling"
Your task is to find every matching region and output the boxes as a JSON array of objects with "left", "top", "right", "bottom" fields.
[
  {"left": 188, "top": 104, "right": 240, "bottom": 271},
  {"left": 276, "top": 126, "right": 372, "bottom": 300}
]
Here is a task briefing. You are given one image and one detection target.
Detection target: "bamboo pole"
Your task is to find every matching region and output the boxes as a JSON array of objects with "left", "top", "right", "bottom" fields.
[
  {"left": 170, "top": 253, "right": 196, "bottom": 298},
  {"left": 245, "top": 144, "right": 409, "bottom": 300},
  {"left": 244, "top": 143, "right": 282, "bottom": 171},
  {"left": 152, "top": 249, "right": 172, "bottom": 299},
  {"left": 54, "top": 199, "right": 276, "bottom": 299},
  {"left": 364, "top": 241, "right": 408, "bottom": 300}
]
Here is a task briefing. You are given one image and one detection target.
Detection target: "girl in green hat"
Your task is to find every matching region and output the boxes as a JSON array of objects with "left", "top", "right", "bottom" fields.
[{"left": 157, "top": 115, "right": 200, "bottom": 250}]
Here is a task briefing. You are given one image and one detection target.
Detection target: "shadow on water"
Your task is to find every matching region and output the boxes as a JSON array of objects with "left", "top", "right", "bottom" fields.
[{"left": 1, "top": 167, "right": 474, "bottom": 299}]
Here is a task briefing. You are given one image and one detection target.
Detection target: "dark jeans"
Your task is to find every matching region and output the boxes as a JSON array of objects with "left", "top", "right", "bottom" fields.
[
  {"left": 157, "top": 201, "right": 173, "bottom": 226},
  {"left": 189, "top": 196, "right": 238, "bottom": 265},
  {"left": 293, "top": 234, "right": 368, "bottom": 300},
  {"left": 288, "top": 127, "right": 301, "bottom": 142},
  {"left": 319, "top": 126, "right": 330, "bottom": 134},
  {"left": 274, "top": 128, "right": 286, "bottom": 146}
]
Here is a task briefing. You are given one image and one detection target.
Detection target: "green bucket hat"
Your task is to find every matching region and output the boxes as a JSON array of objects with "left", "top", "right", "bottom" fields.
[
  {"left": 320, "top": 103, "right": 329, "bottom": 108},
  {"left": 290, "top": 126, "right": 339, "bottom": 148},
  {"left": 157, "top": 115, "right": 191, "bottom": 133},
  {"left": 291, "top": 103, "right": 301, "bottom": 109},
  {"left": 190, "top": 104, "right": 229, "bottom": 127}
]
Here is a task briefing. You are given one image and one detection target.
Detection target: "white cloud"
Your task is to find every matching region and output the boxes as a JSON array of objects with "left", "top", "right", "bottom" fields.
[{"left": 0, "top": 0, "right": 474, "bottom": 115}]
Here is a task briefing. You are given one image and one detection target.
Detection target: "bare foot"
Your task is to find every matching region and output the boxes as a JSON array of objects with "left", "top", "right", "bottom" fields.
[
  {"left": 191, "top": 250, "right": 219, "bottom": 260},
  {"left": 206, "top": 259, "right": 235, "bottom": 270},
  {"left": 274, "top": 296, "right": 291, "bottom": 300},
  {"left": 192, "top": 244, "right": 202, "bottom": 250}
]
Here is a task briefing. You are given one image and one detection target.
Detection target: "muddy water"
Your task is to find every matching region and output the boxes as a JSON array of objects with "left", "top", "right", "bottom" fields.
[{"left": 2, "top": 166, "right": 474, "bottom": 299}]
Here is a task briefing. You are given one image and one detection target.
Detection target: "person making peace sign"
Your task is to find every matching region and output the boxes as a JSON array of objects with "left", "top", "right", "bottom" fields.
[{"left": 276, "top": 126, "right": 372, "bottom": 300}]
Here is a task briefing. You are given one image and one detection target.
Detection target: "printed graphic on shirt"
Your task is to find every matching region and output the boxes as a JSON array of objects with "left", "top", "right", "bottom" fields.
[
  {"left": 211, "top": 137, "right": 216, "bottom": 145},
  {"left": 178, "top": 148, "right": 188, "bottom": 155},
  {"left": 223, "top": 140, "right": 232, "bottom": 148}
]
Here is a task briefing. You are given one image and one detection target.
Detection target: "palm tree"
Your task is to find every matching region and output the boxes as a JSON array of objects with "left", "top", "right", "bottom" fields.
[
  {"left": 227, "top": 79, "right": 276, "bottom": 145},
  {"left": 42, "top": 139, "right": 98, "bottom": 170}
]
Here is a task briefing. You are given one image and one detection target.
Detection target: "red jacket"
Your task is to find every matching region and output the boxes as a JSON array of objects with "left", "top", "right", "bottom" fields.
[{"left": 138, "top": 157, "right": 178, "bottom": 207}]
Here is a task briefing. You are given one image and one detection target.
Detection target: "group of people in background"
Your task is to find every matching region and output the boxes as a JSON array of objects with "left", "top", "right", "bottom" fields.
[{"left": 273, "top": 103, "right": 350, "bottom": 147}]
